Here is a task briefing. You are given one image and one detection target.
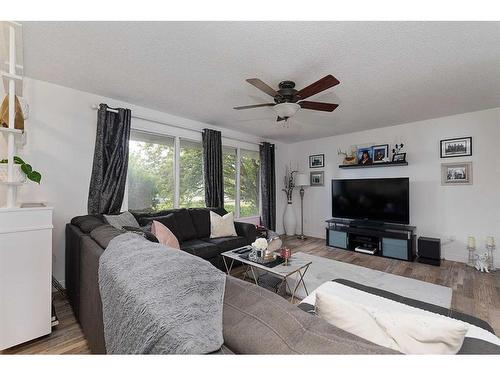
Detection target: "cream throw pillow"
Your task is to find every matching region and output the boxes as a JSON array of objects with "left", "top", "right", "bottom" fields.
[
  {"left": 151, "top": 220, "right": 180, "bottom": 250},
  {"left": 315, "top": 291, "right": 468, "bottom": 354},
  {"left": 210, "top": 211, "right": 237, "bottom": 238},
  {"left": 373, "top": 311, "right": 468, "bottom": 354},
  {"left": 315, "top": 291, "right": 399, "bottom": 351}
]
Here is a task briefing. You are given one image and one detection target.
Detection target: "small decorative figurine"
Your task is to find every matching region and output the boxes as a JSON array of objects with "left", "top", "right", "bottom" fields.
[{"left": 475, "top": 253, "right": 490, "bottom": 273}]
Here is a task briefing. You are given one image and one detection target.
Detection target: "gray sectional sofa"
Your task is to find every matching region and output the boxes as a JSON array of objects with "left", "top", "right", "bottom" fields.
[
  {"left": 65, "top": 209, "right": 396, "bottom": 354},
  {"left": 65, "top": 208, "right": 499, "bottom": 354}
]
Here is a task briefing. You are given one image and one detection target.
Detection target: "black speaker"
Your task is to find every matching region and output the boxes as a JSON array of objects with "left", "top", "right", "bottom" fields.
[{"left": 417, "top": 237, "right": 441, "bottom": 266}]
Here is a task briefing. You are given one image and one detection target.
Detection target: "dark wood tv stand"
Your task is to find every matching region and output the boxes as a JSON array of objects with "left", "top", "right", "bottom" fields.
[{"left": 325, "top": 218, "right": 416, "bottom": 261}]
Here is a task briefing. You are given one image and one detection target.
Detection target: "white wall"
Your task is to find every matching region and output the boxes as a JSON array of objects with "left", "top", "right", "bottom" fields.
[
  {"left": 275, "top": 107, "right": 500, "bottom": 267},
  {"left": 0, "top": 78, "right": 273, "bottom": 285}
]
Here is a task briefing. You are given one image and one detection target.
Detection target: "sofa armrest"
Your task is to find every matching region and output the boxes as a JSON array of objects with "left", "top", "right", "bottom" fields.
[{"left": 234, "top": 221, "right": 257, "bottom": 245}]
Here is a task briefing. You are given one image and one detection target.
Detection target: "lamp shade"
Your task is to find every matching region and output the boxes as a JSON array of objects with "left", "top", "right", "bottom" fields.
[{"left": 295, "top": 173, "right": 310, "bottom": 187}]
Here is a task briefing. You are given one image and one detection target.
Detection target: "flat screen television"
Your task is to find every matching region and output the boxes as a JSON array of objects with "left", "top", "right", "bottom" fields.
[{"left": 331, "top": 177, "right": 410, "bottom": 225}]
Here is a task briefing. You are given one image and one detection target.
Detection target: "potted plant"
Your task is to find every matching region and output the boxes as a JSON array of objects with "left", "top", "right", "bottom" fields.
[{"left": 0, "top": 156, "right": 41, "bottom": 184}]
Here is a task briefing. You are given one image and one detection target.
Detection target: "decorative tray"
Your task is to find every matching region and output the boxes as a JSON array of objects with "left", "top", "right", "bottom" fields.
[{"left": 239, "top": 253, "right": 285, "bottom": 268}]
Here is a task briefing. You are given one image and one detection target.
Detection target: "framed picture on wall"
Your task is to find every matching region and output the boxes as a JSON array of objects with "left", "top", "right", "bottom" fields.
[
  {"left": 372, "top": 144, "right": 389, "bottom": 163},
  {"left": 392, "top": 153, "right": 406, "bottom": 163},
  {"left": 440, "top": 137, "right": 472, "bottom": 158},
  {"left": 310, "top": 171, "right": 324, "bottom": 186},
  {"left": 357, "top": 147, "right": 373, "bottom": 165},
  {"left": 441, "top": 162, "right": 473, "bottom": 185},
  {"left": 309, "top": 154, "right": 325, "bottom": 168}
]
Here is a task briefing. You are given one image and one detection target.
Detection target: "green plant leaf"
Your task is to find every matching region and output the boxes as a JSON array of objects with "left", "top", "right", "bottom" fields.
[
  {"left": 28, "top": 171, "right": 41, "bottom": 184},
  {"left": 0, "top": 159, "right": 6, "bottom": 164},
  {"left": 21, "top": 163, "right": 32, "bottom": 175},
  {"left": 13, "top": 156, "right": 25, "bottom": 165}
]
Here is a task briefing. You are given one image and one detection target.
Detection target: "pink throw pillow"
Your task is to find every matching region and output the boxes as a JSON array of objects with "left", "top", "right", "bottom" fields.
[{"left": 151, "top": 220, "right": 180, "bottom": 250}]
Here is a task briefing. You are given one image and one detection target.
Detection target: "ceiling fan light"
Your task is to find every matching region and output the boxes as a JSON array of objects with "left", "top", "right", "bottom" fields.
[{"left": 273, "top": 103, "right": 300, "bottom": 119}]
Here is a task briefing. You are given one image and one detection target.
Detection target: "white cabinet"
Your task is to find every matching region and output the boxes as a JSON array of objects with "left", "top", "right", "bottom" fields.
[{"left": 0, "top": 207, "right": 53, "bottom": 350}]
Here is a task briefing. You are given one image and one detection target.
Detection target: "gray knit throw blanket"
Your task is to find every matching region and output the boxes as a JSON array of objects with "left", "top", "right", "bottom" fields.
[{"left": 98, "top": 233, "right": 226, "bottom": 354}]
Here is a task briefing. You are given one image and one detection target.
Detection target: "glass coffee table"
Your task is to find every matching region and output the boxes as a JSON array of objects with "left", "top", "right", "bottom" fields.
[{"left": 222, "top": 246, "right": 311, "bottom": 301}]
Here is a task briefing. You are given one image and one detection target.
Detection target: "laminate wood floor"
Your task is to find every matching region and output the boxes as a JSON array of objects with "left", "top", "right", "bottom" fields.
[{"left": 2, "top": 235, "right": 499, "bottom": 354}]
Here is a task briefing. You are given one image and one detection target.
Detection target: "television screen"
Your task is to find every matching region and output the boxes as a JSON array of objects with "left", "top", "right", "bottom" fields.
[{"left": 331, "top": 178, "right": 409, "bottom": 224}]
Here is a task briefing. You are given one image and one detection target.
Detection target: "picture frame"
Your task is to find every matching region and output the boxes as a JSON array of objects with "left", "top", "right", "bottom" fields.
[
  {"left": 309, "top": 154, "right": 325, "bottom": 168},
  {"left": 441, "top": 162, "right": 473, "bottom": 185},
  {"left": 357, "top": 147, "right": 374, "bottom": 165},
  {"left": 372, "top": 144, "right": 389, "bottom": 163},
  {"left": 392, "top": 153, "right": 406, "bottom": 163},
  {"left": 310, "top": 171, "right": 324, "bottom": 186},
  {"left": 440, "top": 137, "right": 472, "bottom": 158}
]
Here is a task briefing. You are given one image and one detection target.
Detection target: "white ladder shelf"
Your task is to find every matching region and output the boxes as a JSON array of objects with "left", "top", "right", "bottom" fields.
[{"left": 0, "top": 22, "right": 24, "bottom": 207}]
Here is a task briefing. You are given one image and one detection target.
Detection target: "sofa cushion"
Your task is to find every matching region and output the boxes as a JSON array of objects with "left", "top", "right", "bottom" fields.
[
  {"left": 90, "top": 225, "right": 124, "bottom": 249},
  {"left": 174, "top": 209, "right": 198, "bottom": 241},
  {"left": 189, "top": 208, "right": 211, "bottom": 238},
  {"left": 180, "top": 239, "right": 220, "bottom": 260},
  {"left": 122, "top": 226, "right": 159, "bottom": 243},
  {"left": 132, "top": 209, "right": 175, "bottom": 226},
  {"left": 71, "top": 214, "right": 105, "bottom": 233},
  {"left": 205, "top": 236, "right": 247, "bottom": 252},
  {"left": 189, "top": 207, "right": 228, "bottom": 239},
  {"left": 103, "top": 211, "right": 140, "bottom": 229},
  {"left": 222, "top": 276, "right": 396, "bottom": 354},
  {"left": 135, "top": 209, "right": 197, "bottom": 243},
  {"left": 148, "top": 213, "right": 182, "bottom": 243}
]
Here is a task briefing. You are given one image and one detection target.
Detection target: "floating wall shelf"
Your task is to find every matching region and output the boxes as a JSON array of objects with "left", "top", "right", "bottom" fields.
[{"left": 339, "top": 161, "right": 408, "bottom": 169}]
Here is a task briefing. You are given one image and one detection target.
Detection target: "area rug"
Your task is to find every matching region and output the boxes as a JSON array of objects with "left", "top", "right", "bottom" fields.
[{"left": 287, "top": 252, "right": 453, "bottom": 308}]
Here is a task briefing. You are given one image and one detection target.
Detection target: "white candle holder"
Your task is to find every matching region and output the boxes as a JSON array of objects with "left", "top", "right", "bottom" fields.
[
  {"left": 467, "top": 246, "right": 476, "bottom": 267},
  {"left": 486, "top": 244, "right": 496, "bottom": 271}
]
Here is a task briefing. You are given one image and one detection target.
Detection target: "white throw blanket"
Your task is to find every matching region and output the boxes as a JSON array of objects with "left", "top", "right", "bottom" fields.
[{"left": 302, "top": 282, "right": 500, "bottom": 347}]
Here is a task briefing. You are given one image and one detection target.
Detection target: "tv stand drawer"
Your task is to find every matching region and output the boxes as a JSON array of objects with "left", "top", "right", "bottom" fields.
[
  {"left": 328, "top": 230, "right": 348, "bottom": 249},
  {"left": 382, "top": 238, "right": 409, "bottom": 260}
]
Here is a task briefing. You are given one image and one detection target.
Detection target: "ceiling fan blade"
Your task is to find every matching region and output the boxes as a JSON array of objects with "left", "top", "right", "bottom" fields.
[
  {"left": 233, "top": 103, "right": 275, "bottom": 110},
  {"left": 296, "top": 75, "right": 340, "bottom": 100},
  {"left": 246, "top": 78, "right": 279, "bottom": 97},
  {"left": 299, "top": 101, "right": 339, "bottom": 112}
]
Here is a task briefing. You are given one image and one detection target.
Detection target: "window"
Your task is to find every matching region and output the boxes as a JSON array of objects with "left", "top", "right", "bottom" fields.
[
  {"left": 239, "top": 149, "right": 260, "bottom": 217},
  {"left": 223, "top": 147, "right": 237, "bottom": 214},
  {"left": 179, "top": 139, "right": 205, "bottom": 208},
  {"left": 127, "top": 130, "right": 261, "bottom": 218},
  {"left": 128, "top": 132, "right": 174, "bottom": 211}
]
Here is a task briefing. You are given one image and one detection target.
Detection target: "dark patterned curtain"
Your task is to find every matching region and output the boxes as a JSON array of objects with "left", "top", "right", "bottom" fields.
[
  {"left": 260, "top": 142, "right": 276, "bottom": 230},
  {"left": 202, "top": 128, "right": 224, "bottom": 208},
  {"left": 87, "top": 104, "right": 131, "bottom": 215}
]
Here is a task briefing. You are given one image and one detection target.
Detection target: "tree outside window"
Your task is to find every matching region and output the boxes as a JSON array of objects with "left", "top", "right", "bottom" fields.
[
  {"left": 127, "top": 133, "right": 174, "bottom": 211},
  {"left": 179, "top": 139, "right": 205, "bottom": 208}
]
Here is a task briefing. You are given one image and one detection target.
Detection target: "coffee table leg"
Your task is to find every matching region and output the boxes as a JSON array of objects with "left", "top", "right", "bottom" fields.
[
  {"left": 223, "top": 257, "right": 235, "bottom": 275},
  {"left": 242, "top": 264, "right": 249, "bottom": 282},
  {"left": 290, "top": 265, "right": 310, "bottom": 302},
  {"left": 250, "top": 266, "right": 259, "bottom": 286}
]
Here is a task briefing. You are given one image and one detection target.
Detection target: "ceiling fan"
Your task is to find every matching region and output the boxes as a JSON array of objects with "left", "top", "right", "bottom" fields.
[{"left": 233, "top": 74, "right": 340, "bottom": 122}]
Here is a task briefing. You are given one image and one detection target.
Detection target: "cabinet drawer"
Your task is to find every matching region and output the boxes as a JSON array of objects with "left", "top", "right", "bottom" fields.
[
  {"left": 382, "top": 238, "right": 408, "bottom": 260},
  {"left": 328, "top": 230, "right": 348, "bottom": 249}
]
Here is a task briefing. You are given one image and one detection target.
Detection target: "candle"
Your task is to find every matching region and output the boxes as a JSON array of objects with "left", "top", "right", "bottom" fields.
[
  {"left": 467, "top": 236, "right": 476, "bottom": 248},
  {"left": 486, "top": 236, "right": 496, "bottom": 247}
]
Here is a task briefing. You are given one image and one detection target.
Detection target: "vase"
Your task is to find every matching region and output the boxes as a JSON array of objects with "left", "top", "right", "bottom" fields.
[{"left": 283, "top": 202, "right": 296, "bottom": 236}]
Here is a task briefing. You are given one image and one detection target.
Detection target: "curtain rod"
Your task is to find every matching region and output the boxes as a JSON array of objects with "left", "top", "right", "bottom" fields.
[{"left": 91, "top": 104, "right": 262, "bottom": 146}]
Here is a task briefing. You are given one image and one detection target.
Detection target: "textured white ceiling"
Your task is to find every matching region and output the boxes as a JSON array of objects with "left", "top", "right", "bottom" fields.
[{"left": 21, "top": 21, "right": 500, "bottom": 142}]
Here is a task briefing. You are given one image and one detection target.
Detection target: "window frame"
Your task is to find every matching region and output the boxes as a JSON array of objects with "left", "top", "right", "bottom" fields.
[{"left": 126, "top": 130, "right": 261, "bottom": 219}]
